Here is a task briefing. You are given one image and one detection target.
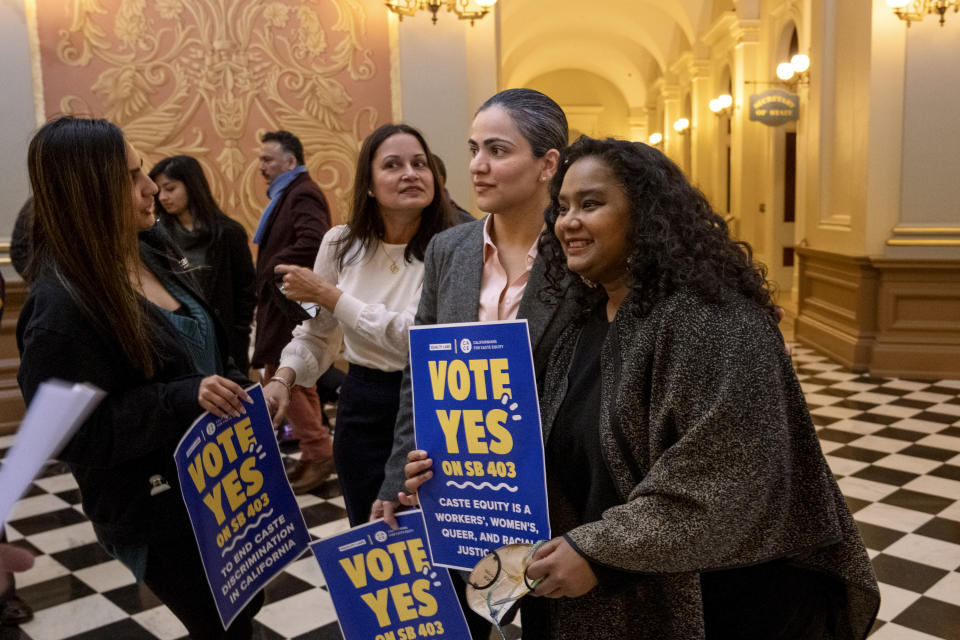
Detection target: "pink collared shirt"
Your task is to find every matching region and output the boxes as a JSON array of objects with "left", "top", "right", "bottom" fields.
[{"left": 478, "top": 215, "right": 538, "bottom": 322}]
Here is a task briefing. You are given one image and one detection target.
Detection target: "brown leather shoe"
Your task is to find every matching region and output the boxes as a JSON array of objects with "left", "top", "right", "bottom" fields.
[
  {"left": 290, "top": 457, "right": 335, "bottom": 495},
  {"left": 285, "top": 459, "right": 306, "bottom": 484}
]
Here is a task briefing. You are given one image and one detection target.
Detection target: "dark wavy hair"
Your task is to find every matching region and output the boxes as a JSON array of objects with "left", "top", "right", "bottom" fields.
[
  {"left": 336, "top": 123, "right": 453, "bottom": 267},
  {"left": 541, "top": 137, "right": 778, "bottom": 321},
  {"left": 149, "top": 155, "right": 224, "bottom": 230}
]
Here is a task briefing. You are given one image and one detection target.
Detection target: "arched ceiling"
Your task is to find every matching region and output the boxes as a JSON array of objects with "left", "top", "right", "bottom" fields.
[{"left": 500, "top": 0, "right": 724, "bottom": 110}]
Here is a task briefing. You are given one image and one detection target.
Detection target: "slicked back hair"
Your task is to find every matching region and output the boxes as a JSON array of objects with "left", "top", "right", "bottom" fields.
[{"left": 476, "top": 88, "right": 568, "bottom": 158}]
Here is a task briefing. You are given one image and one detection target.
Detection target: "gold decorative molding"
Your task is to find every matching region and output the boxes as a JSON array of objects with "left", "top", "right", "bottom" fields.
[
  {"left": 887, "top": 226, "right": 960, "bottom": 246},
  {"left": 730, "top": 18, "right": 762, "bottom": 46},
  {"left": 891, "top": 226, "right": 960, "bottom": 234},
  {"left": 887, "top": 239, "right": 960, "bottom": 246},
  {"left": 31, "top": 0, "right": 393, "bottom": 229}
]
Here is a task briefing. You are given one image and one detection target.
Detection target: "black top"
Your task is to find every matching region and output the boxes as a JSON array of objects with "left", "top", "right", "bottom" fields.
[
  {"left": 159, "top": 212, "right": 255, "bottom": 371},
  {"left": 547, "top": 305, "right": 621, "bottom": 524},
  {"left": 16, "top": 227, "right": 248, "bottom": 546},
  {"left": 165, "top": 217, "right": 211, "bottom": 275}
]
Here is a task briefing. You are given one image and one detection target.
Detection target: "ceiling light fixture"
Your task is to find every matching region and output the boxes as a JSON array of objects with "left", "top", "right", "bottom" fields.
[
  {"left": 385, "top": 0, "right": 498, "bottom": 25},
  {"left": 887, "top": 0, "right": 958, "bottom": 26}
]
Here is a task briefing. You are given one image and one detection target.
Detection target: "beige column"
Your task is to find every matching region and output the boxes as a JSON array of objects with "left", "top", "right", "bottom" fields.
[
  {"left": 0, "top": 0, "right": 37, "bottom": 241},
  {"left": 628, "top": 107, "right": 647, "bottom": 143},
  {"left": 662, "top": 83, "right": 683, "bottom": 167},
  {"left": 883, "top": 11, "right": 960, "bottom": 260},
  {"left": 728, "top": 19, "right": 762, "bottom": 247},
  {"left": 688, "top": 59, "right": 715, "bottom": 198},
  {"left": 394, "top": 9, "right": 499, "bottom": 213}
]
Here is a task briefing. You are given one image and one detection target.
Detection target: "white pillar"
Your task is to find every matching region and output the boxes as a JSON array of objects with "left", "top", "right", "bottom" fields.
[
  {"left": 394, "top": 8, "right": 499, "bottom": 213},
  {"left": 0, "top": 0, "right": 37, "bottom": 242}
]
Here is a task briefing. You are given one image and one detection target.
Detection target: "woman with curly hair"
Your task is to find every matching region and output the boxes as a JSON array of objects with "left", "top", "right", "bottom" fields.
[{"left": 515, "top": 137, "right": 880, "bottom": 638}]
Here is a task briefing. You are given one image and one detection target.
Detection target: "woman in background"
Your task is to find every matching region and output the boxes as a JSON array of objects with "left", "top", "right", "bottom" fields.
[
  {"left": 19, "top": 117, "right": 257, "bottom": 639},
  {"left": 150, "top": 155, "right": 256, "bottom": 371},
  {"left": 263, "top": 123, "right": 455, "bottom": 517}
]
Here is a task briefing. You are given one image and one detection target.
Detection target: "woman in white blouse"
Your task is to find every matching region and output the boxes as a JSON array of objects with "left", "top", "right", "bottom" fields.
[{"left": 264, "top": 123, "right": 456, "bottom": 525}]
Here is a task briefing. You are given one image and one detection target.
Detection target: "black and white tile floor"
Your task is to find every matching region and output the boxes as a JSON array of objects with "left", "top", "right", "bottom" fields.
[{"left": 2, "top": 345, "right": 959, "bottom": 639}]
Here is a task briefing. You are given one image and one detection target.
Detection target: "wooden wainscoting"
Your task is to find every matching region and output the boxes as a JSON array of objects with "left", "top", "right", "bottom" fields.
[
  {"left": 794, "top": 249, "right": 879, "bottom": 372},
  {"left": 870, "top": 259, "right": 960, "bottom": 380},
  {"left": 0, "top": 277, "right": 26, "bottom": 435},
  {"left": 796, "top": 249, "right": 960, "bottom": 380}
]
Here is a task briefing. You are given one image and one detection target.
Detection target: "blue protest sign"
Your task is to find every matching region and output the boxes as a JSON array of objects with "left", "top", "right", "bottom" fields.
[
  {"left": 312, "top": 510, "right": 470, "bottom": 640},
  {"left": 174, "top": 384, "right": 311, "bottom": 629},
  {"left": 408, "top": 321, "right": 550, "bottom": 570}
]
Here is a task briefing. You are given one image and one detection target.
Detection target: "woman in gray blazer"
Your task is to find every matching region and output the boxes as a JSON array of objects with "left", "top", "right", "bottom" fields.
[
  {"left": 374, "top": 88, "right": 575, "bottom": 639},
  {"left": 375, "top": 89, "right": 576, "bottom": 522}
]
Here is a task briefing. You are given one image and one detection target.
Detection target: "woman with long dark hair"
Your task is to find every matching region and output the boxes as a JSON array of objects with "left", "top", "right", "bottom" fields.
[
  {"left": 263, "top": 123, "right": 455, "bottom": 517},
  {"left": 149, "top": 155, "right": 256, "bottom": 371},
  {"left": 513, "top": 137, "right": 879, "bottom": 638},
  {"left": 18, "top": 117, "right": 259, "bottom": 638}
]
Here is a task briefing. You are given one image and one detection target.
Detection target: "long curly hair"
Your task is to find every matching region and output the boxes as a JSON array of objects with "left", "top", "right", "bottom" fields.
[{"left": 541, "top": 137, "right": 778, "bottom": 322}]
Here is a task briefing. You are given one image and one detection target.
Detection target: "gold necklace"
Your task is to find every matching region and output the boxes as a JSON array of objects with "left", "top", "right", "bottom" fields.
[{"left": 381, "top": 242, "right": 401, "bottom": 274}]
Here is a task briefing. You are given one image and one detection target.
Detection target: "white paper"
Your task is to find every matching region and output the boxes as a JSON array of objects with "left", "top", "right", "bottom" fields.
[{"left": 0, "top": 380, "right": 105, "bottom": 528}]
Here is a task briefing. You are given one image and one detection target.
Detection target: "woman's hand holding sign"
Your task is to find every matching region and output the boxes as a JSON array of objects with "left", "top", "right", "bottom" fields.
[
  {"left": 198, "top": 376, "right": 252, "bottom": 418},
  {"left": 400, "top": 449, "right": 433, "bottom": 507},
  {"left": 525, "top": 537, "right": 598, "bottom": 599}
]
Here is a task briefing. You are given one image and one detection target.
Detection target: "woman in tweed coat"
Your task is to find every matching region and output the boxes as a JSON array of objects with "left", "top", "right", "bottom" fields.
[{"left": 514, "top": 137, "right": 880, "bottom": 639}]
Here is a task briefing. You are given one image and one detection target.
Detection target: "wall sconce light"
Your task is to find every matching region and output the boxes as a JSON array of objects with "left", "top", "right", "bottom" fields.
[
  {"left": 648, "top": 132, "right": 663, "bottom": 145},
  {"left": 385, "top": 0, "right": 498, "bottom": 25},
  {"left": 673, "top": 118, "right": 690, "bottom": 134},
  {"left": 776, "top": 54, "right": 810, "bottom": 88},
  {"left": 709, "top": 94, "right": 733, "bottom": 117},
  {"left": 887, "top": 0, "right": 958, "bottom": 26}
]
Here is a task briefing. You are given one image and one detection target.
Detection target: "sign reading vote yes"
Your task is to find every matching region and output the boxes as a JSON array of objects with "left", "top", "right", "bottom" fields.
[
  {"left": 313, "top": 511, "right": 469, "bottom": 640},
  {"left": 409, "top": 321, "right": 550, "bottom": 570},
  {"left": 174, "top": 384, "right": 310, "bottom": 629}
]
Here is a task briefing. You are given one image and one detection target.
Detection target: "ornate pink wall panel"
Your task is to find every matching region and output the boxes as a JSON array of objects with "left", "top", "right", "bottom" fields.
[{"left": 34, "top": 0, "right": 394, "bottom": 228}]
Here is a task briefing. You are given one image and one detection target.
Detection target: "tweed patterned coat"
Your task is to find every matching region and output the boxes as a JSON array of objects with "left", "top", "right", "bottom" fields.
[{"left": 522, "top": 287, "right": 880, "bottom": 640}]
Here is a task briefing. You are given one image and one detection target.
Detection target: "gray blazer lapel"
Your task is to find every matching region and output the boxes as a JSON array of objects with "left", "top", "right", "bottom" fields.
[
  {"left": 446, "top": 220, "right": 485, "bottom": 324},
  {"left": 518, "top": 255, "right": 552, "bottom": 349}
]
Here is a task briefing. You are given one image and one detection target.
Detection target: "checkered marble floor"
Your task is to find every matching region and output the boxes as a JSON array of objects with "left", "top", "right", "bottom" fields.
[{"left": 2, "top": 345, "right": 959, "bottom": 640}]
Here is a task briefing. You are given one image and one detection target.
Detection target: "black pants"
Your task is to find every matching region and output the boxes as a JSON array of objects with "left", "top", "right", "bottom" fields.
[
  {"left": 143, "top": 535, "right": 264, "bottom": 639},
  {"left": 333, "top": 364, "right": 403, "bottom": 527}
]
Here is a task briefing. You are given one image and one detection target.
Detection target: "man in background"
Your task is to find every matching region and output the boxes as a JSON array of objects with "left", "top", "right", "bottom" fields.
[{"left": 252, "top": 130, "right": 334, "bottom": 493}]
